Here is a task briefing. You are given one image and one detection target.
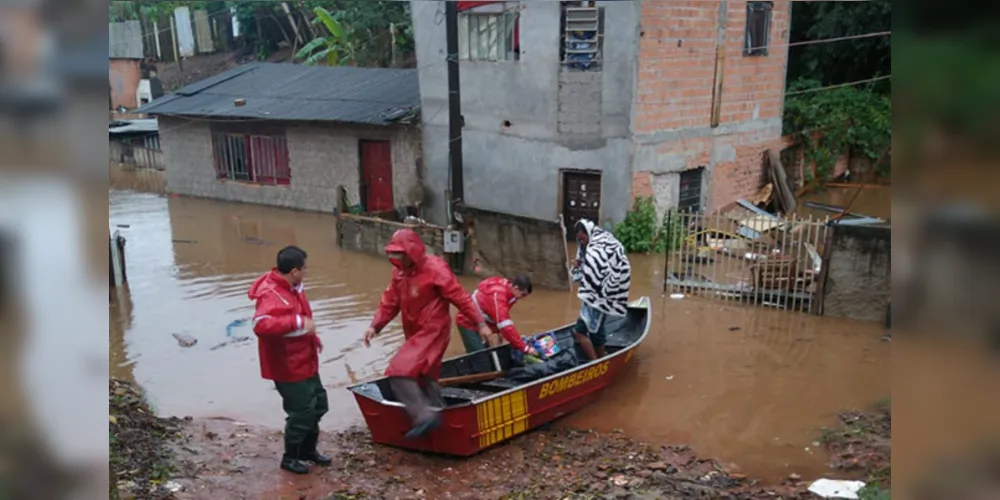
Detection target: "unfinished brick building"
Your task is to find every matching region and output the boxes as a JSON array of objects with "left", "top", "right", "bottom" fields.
[
  {"left": 412, "top": 0, "right": 790, "bottom": 227},
  {"left": 630, "top": 0, "right": 790, "bottom": 216}
]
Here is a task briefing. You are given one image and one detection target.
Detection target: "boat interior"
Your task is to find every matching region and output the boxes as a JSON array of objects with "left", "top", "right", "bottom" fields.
[{"left": 350, "top": 300, "right": 650, "bottom": 408}]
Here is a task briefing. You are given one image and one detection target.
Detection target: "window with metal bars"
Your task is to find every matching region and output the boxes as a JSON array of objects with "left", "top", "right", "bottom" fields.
[
  {"left": 678, "top": 167, "right": 705, "bottom": 213},
  {"left": 744, "top": 1, "right": 773, "bottom": 57},
  {"left": 561, "top": 2, "right": 603, "bottom": 70},
  {"left": 210, "top": 125, "right": 291, "bottom": 185},
  {"left": 458, "top": 2, "right": 520, "bottom": 62}
]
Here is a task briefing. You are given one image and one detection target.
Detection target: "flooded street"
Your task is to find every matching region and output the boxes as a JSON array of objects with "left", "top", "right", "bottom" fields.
[{"left": 110, "top": 185, "right": 889, "bottom": 484}]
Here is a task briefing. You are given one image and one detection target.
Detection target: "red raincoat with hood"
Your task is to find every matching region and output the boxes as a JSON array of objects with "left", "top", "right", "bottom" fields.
[
  {"left": 370, "top": 229, "right": 486, "bottom": 380},
  {"left": 247, "top": 270, "right": 320, "bottom": 382}
]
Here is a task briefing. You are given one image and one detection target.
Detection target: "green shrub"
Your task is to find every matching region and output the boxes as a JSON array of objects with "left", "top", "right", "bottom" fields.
[{"left": 613, "top": 197, "right": 685, "bottom": 254}]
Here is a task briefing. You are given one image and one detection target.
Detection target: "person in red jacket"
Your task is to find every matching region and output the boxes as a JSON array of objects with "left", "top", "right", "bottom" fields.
[
  {"left": 363, "top": 229, "right": 491, "bottom": 439},
  {"left": 455, "top": 275, "right": 537, "bottom": 355},
  {"left": 248, "top": 246, "right": 330, "bottom": 475}
]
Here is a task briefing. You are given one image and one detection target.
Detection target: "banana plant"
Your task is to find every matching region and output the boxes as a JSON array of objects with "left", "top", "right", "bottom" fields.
[{"left": 295, "top": 6, "right": 353, "bottom": 66}]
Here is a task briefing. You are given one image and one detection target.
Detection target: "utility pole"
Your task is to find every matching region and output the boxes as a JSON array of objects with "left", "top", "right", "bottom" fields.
[{"left": 445, "top": 0, "right": 464, "bottom": 223}]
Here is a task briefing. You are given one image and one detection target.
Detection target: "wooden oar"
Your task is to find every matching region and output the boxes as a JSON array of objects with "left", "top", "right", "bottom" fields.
[{"left": 439, "top": 370, "right": 506, "bottom": 387}]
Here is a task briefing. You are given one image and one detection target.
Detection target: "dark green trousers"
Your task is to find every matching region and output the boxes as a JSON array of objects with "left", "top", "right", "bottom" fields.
[
  {"left": 459, "top": 326, "right": 487, "bottom": 354},
  {"left": 274, "top": 374, "right": 328, "bottom": 459}
]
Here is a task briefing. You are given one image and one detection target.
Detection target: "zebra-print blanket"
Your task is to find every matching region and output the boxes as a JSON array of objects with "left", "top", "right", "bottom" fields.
[{"left": 573, "top": 219, "right": 632, "bottom": 317}]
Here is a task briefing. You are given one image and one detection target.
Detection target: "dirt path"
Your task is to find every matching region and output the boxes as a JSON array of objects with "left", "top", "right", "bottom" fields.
[
  {"left": 111, "top": 377, "right": 892, "bottom": 499},
  {"left": 167, "top": 418, "right": 816, "bottom": 500}
]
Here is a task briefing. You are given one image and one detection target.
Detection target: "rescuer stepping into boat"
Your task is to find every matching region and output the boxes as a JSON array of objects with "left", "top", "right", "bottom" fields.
[
  {"left": 363, "top": 229, "right": 491, "bottom": 440},
  {"left": 248, "top": 246, "right": 331, "bottom": 475},
  {"left": 455, "top": 275, "right": 538, "bottom": 355},
  {"left": 570, "top": 219, "right": 632, "bottom": 360}
]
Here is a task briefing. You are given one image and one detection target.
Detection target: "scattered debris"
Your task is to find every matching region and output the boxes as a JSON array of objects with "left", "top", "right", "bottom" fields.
[
  {"left": 225, "top": 318, "right": 249, "bottom": 338},
  {"left": 821, "top": 402, "right": 891, "bottom": 489},
  {"left": 110, "top": 378, "right": 186, "bottom": 500},
  {"left": 767, "top": 148, "right": 797, "bottom": 214},
  {"left": 171, "top": 333, "right": 198, "bottom": 347},
  {"left": 169, "top": 421, "right": 816, "bottom": 500},
  {"left": 807, "top": 478, "right": 866, "bottom": 499}
]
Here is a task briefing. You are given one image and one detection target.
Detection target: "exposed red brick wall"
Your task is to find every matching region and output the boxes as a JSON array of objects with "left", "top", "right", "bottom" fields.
[
  {"left": 633, "top": 1, "right": 791, "bottom": 212},
  {"left": 109, "top": 58, "right": 142, "bottom": 111},
  {"left": 632, "top": 171, "right": 654, "bottom": 198}
]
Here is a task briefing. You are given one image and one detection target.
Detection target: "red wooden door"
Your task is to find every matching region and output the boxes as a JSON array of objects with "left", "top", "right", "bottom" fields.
[{"left": 360, "top": 140, "right": 394, "bottom": 212}]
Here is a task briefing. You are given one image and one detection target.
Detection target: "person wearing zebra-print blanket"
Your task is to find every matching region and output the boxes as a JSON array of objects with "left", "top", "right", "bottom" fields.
[{"left": 569, "top": 219, "right": 632, "bottom": 360}]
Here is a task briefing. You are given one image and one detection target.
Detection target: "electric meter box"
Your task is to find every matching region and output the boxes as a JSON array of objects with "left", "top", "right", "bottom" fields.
[{"left": 443, "top": 229, "right": 464, "bottom": 253}]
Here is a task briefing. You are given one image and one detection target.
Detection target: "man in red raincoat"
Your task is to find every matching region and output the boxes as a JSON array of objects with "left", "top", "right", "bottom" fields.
[
  {"left": 363, "top": 229, "right": 491, "bottom": 439},
  {"left": 455, "top": 275, "right": 538, "bottom": 355},
  {"left": 248, "top": 246, "right": 330, "bottom": 475}
]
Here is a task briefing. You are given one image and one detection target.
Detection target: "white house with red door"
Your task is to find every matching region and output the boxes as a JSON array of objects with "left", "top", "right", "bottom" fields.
[{"left": 138, "top": 62, "right": 423, "bottom": 214}]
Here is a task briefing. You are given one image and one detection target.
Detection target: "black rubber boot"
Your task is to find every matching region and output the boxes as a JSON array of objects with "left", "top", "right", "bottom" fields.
[
  {"left": 280, "top": 442, "right": 309, "bottom": 475},
  {"left": 404, "top": 413, "right": 442, "bottom": 440},
  {"left": 299, "top": 431, "right": 332, "bottom": 466}
]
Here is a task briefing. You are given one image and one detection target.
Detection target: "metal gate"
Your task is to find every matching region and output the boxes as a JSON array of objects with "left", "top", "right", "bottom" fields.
[
  {"left": 562, "top": 171, "right": 602, "bottom": 240},
  {"left": 662, "top": 208, "right": 831, "bottom": 314}
]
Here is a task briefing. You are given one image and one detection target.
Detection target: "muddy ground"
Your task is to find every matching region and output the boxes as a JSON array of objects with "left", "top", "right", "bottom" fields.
[
  {"left": 110, "top": 378, "right": 188, "bottom": 499},
  {"left": 110, "top": 377, "right": 891, "bottom": 499},
  {"left": 821, "top": 399, "right": 891, "bottom": 485}
]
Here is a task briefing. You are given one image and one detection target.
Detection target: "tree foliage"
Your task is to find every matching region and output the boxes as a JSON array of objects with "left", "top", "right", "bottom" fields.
[
  {"left": 110, "top": 1, "right": 413, "bottom": 67},
  {"left": 296, "top": 1, "right": 412, "bottom": 67},
  {"left": 786, "top": 0, "right": 891, "bottom": 93},
  {"left": 296, "top": 6, "right": 349, "bottom": 65},
  {"left": 783, "top": 79, "right": 891, "bottom": 180},
  {"left": 783, "top": 0, "right": 892, "bottom": 179}
]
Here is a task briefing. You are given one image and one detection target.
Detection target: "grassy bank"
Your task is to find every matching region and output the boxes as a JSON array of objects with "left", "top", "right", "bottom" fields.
[
  {"left": 109, "top": 377, "right": 187, "bottom": 499},
  {"left": 820, "top": 398, "right": 891, "bottom": 499}
]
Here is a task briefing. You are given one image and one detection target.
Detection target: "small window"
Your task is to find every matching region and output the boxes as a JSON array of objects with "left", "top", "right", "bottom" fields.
[
  {"left": 458, "top": 2, "right": 520, "bottom": 62},
  {"left": 678, "top": 167, "right": 704, "bottom": 213},
  {"left": 744, "top": 1, "right": 773, "bottom": 57},
  {"left": 561, "top": 2, "right": 603, "bottom": 71},
  {"left": 211, "top": 125, "right": 291, "bottom": 185}
]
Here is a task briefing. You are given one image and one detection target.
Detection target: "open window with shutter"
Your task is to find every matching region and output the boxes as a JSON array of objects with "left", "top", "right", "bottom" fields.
[{"left": 561, "top": 2, "right": 603, "bottom": 71}]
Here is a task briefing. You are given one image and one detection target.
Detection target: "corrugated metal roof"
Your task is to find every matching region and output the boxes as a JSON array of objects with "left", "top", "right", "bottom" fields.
[
  {"left": 109, "top": 119, "right": 159, "bottom": 134},
  {"left": 137, "top": 63, "right": 421, "bottom": 126}
]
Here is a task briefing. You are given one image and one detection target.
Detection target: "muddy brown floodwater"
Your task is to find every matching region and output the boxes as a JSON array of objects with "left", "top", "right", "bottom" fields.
[
  {"left": 798, "top": 185, "right": 892, "bottom": 221},
  {"left": 109, "top": 187, "right": 890, "bottom": 484}
]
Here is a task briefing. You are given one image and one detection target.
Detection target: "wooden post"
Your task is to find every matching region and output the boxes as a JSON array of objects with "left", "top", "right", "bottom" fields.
[
  {"left": 810, "top": 226, "right": 834, "bottom": 315},
  {"left": 110, "top": 232, "right": 127, "bottom": 288},
  {"left": 152, "top": 20, "right": 162, "bottom": 59},
  {"left": 709, "top": 1, "right": 727, "bottom": 127},
  {"left": 169, "top": 14, "right": 182, "bottom": 71}
]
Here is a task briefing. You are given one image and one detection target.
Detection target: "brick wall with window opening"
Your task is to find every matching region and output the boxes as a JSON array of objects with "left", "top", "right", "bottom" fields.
[
  {"left": 744, "top": 1, "right": 773, "bottom": 57},
  {"left": 561, "top": 2, "right": 603, "bottom": 71},
  {"left": 210, "top": 123, "right": 291, "bottom": 185},
  {"left": 458, "top": 2, "right": 520, "bottom": 62}
]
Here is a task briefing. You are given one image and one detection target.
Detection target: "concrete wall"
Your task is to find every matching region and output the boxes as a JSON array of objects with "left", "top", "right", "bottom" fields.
[
  {"left": 412, "top": 0, "right": 640, "bottom": 225},
  {"left": 631, "top": 0, "right": 791, "bottom": 217},
  {"left": 460, "top": 205, "right": 572, "bottom": 291},
  {"left": 109, "top": 58, "right": 141, "bottom": 110},
  {"left": 822, "top": 223, "right": 890, "bottom": 322},
  {"left": 336, "top": 214, "right": 446, "bottom": 258},
  {"left": 159, "top": 116, "right": 422, "bottom": 213}
]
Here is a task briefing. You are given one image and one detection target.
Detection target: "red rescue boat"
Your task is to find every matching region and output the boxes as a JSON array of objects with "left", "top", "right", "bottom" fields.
[{"left": 347, "top": 296, "right": 651, "bottom": 456}]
